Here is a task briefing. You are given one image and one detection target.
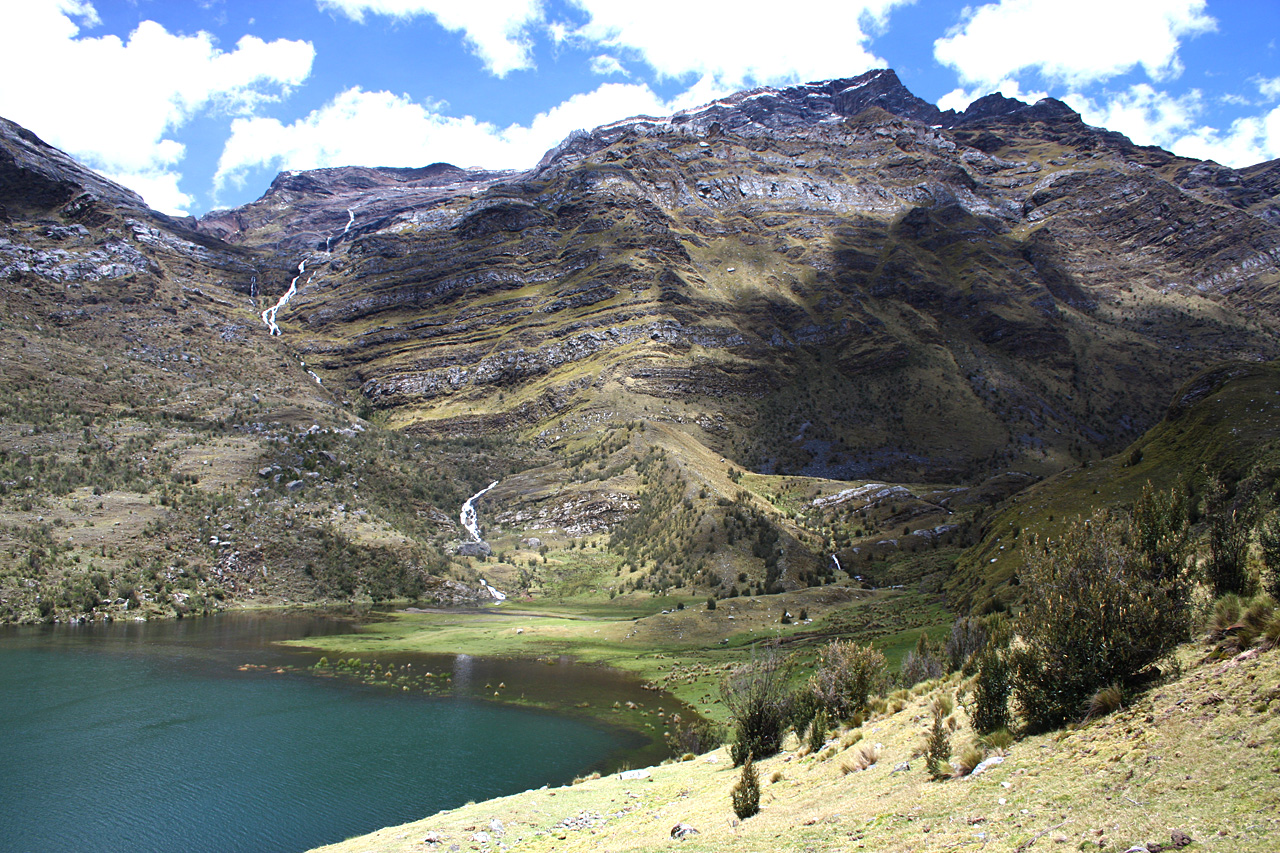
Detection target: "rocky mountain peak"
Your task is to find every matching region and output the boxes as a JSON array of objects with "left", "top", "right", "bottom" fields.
[{"left": 0, "top": 116, "right": 150, "bottom": 225}]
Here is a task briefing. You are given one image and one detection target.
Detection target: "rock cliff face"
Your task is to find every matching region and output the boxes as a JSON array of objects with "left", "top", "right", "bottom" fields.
[
  {"left": 191, "top": 69, "right": 1280, "bottom": 481},
  {"left": 4, "top": 70, "right": 1280, "bottom": 620}
]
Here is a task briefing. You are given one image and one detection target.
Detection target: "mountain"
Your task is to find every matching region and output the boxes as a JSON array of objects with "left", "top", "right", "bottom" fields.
[{"left": 2, "top": 69, "right": 1280, "bottom": 624}]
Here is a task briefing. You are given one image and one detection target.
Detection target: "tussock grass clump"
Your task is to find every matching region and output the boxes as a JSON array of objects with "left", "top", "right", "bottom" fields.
[
  {"left": 1209, "top": 594, "right": 1244, "bottom": 639},
  {"left": 839, "top": 728, "right": 863, "bottom": 750},
  {"left": 840, "top": 742, "right": 879, "bottom": 775},
  {"left": 951, "top": 741, "right": 986, "bottom": 777},
  {"left": 1086, "top": 683, "right": 1124, "bottom": 720},
  {"left": 981, "top": 727, "right": 1015, "bottom": 753},
  {"left": 1263, "top": 612, "right": 1280, "bottom": 649}
]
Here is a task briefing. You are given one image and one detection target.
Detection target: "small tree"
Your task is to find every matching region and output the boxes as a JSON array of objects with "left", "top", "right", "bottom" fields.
[
  {"left": 1013, "top": 509, "right": 1189, "bottom": 731},
  {"left": 924, "top": 705, "right": 951, "bottom": 779},
  {"left": 722, "top": 643, "right": 792, "bottom": 766},
  {"left": 731, "top": 754, "right": 760, "bottom": 819},
  {"left": 968, "top": 642, "right": 1011, "bottom": 736},
  {"left": 806, "top": 707, "right": 828, "bottom": 753},
  {"left": 1206, "top": 474, "right": 1256, "bottom": 597},
  {"left": 809, "top": 639, "right": 885, "bottom": 721},
  {"left": 1259, "top": 512, "right": 1280, "bottom": 600},
  {"left": 945, "top": 616, "right": 989, "bottom": 674},
  {"left": 901, "top": 632, "right": 945, "bottom": 687}
]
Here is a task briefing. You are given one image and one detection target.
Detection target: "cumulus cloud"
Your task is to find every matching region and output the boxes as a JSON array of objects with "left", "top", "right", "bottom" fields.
[
  {"left": 214, "top": 81, "right": 676, "bottom": 191},
  {"left": 567, "top": 0, "right": 909, "bottom": 90},
  {"left": 1065, "top": 84, "right": 1202, "bottom": 145},
  {"left": 317, "top": 0, "right": 543, "bottom": 76},
  {"left": 1066, "top": 84, "right": 1280, "bottom": 168},
  {"left": 936, "top": 78, "right": 1050, "bottom": 113},
  {"left": 0, "top": 0, "right": 314, "bottom": 214},
  {"left": 934, "top": 0, "right": 1215, "bottom": 87},
  {"left": 589, "top": 54, "right": 627, "bottom": 77}
]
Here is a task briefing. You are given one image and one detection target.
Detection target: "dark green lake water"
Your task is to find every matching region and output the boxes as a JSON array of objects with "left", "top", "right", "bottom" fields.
[{"left": 0, "top": 613, "right": 651, "bottom": 853}]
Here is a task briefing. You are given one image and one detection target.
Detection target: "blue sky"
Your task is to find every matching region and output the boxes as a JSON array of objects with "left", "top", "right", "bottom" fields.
[{"left": 1, "top": 0, "right": 1276, "bottom": 216}]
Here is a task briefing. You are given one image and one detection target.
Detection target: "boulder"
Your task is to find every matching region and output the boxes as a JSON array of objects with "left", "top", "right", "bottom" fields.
[{"left": 455, "top": 540, "right": 492, "bottom": 557}]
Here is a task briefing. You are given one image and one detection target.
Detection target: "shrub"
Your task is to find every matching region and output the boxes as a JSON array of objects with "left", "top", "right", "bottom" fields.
[
  {"left": 901, "top": 632, "right": 946, "bottom": 687},
  {"left": 946, "top": 616, "right": 989, "bottom": 674},
  {"left": 1260, "top": 513, "right": 1280, "bottom": 601},
  {"left": 968, "top": 642, "right": 1011, "bottom": 736},
  {"left": 809, "top": 639, "right": 885, "bottom": 721},
  {"left": 664, "top": 714, "right": 725, "bottom": 756},
  {"left": 924, "top": 707, "right": 951, "bottom": 779},
  {"left": 731, "top": 754, "right": 760, "bottom": 819},
  {"left": 806, "top": 707, "right": 828, "bottom": 754},
  {"left": 1205, "top": 475, "right": 1256, "bottom": 597},
  {"left": 722, "top": 644, "right": 792, "bottom": 766},
  {"left": 1012, "top": 508, "right": 1190, "bottom": 732}
]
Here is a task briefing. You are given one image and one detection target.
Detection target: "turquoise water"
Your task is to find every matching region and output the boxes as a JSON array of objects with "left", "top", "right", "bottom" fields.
[{"left": 0, "top": 614, "right": 646, "bottom": 853}]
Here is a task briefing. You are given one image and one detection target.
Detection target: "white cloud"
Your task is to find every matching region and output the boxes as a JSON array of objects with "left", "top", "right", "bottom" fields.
[
  {"left": 317, "top": 0, "right": 543, "bottom": 76},
  {"left": 1066, "top": 84, "right": 1280, "bottom": 168},
  {"left": 214, "top": 81, "right": 678, "bottom": 191},
  {"left": 589, "top": 54, "right": 627, "bottom": 76},
  {"left": 936, "top": 78, "right": 1050, "bottom": 113},
  {"left": 1259, "top": 76, "right": 1280, "bottom": 101},
  {"left": 1171, "top": 106, "right": 1280, "bottom": 167},
  {"left": 1066, "top": 84, "right": 1202, "bottom": 146},
  {"left": 934, "top": 0, "right": 1215, "bottom": 87},
  {"left": 567, "top": 0, "right": 909, "bottom": 90},
  {"left": 0, "top": 1, "right": 314, "bottom": 214}
]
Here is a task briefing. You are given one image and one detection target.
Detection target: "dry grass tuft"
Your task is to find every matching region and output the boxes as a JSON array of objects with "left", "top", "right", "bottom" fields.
[
  {"left": 950, "top": 741, "right": 986, "bottom": 777},
  {"left": 1086, "top": 683, "right": 1124, "bottom": 720}
]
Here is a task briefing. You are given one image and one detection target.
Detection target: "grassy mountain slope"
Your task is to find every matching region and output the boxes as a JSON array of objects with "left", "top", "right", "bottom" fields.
[
  {"left": 949, "top": 361, "right": 1280, "bottom": 611},
  {"left": 309, "top": 641, "right": 1280, "bottom": 853}
]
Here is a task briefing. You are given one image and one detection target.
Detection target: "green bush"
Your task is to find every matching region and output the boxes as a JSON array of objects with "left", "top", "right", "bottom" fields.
[
  {"left": 945, "top": 616, "right": 989, "bottom": 674},
  {"left": 1012, "top": 504, "right": 1190, "bottom": 732},
  {"left": 968, "top": 642, "right": 1011, "bottom": 736},
  {"left": 924, "top": 706, "right": 951, "bottom": 779},
  {"left": 1205, "top": 475, "right": 1256, "bottom": 597},
  {"left": 806, "top": 707, "right": 828, "bottom": 753},
  {"left": 664, "top": 714, "right": 725, "bottom": 756},
  {"left": 1259, "top": 513, "right": 1280, "bottom": 600},
  {"left": 731, "top": 754, "right": 760, "bottom": 820},
  {"left": 722, "top": 644, "right": 792, "bottom": 766},
  {"left": 901, "top": 631, "right": 945, "bottom": 687},
  {"left": 809, "top": 639, "right": 885, "bottom": 722}
]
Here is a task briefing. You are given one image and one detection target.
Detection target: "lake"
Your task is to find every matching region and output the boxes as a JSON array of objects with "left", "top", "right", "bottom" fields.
[{"left": 0, "top": 612, "right": 653, "bottom": 853}]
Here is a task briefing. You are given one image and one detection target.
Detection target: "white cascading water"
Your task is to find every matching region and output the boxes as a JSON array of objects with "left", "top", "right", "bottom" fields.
[
  {"left": 261, "top": 259, "right": 305, "bottom": 335},
  {"left": 267, "top": 209, "right": 357, "bottom": 333},
  {"left": 460, "top": 481, "right": 500, "bottom": 542},
  {"left": 460, "top": 481, "right": 505, "bottom": 601}
]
